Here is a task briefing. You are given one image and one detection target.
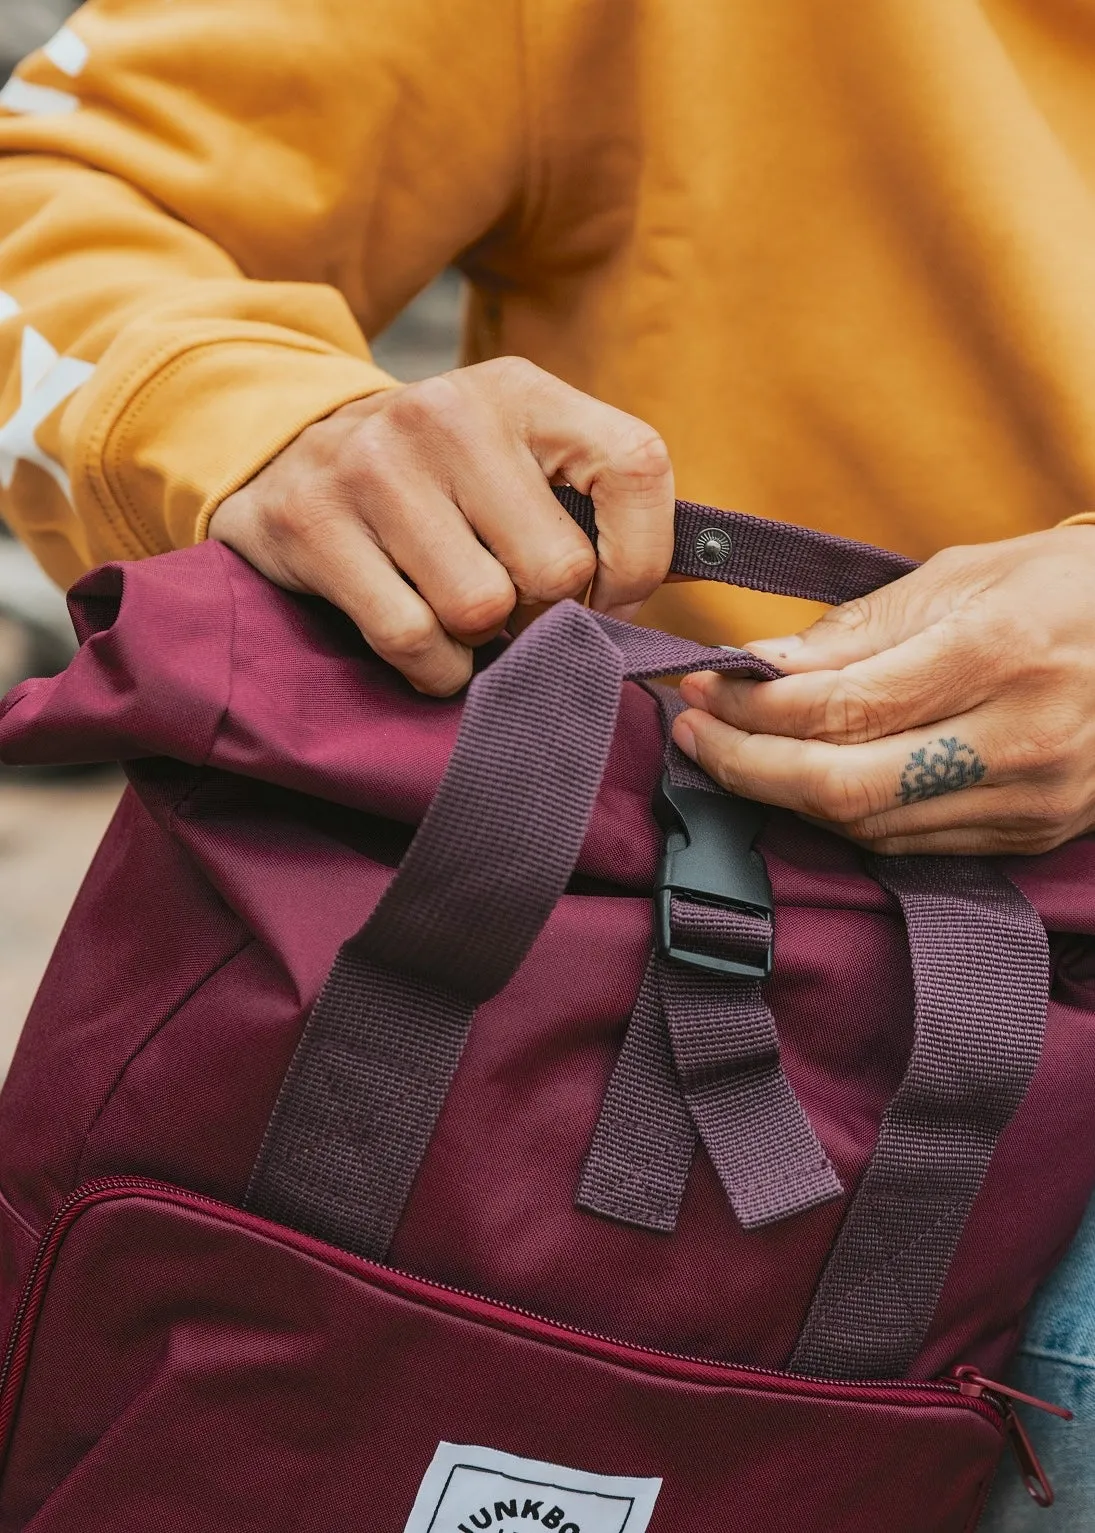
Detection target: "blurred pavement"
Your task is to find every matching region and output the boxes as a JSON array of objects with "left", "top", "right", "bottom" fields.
[
  {"left": 0, "top": 5, "right": 463, "bottom": 1065},
  {"left": 2, "top": 2, "right": 79, "bottom": 77},
  {"left": 0, "top": 774, "right": 123, "bottom": 1062}
]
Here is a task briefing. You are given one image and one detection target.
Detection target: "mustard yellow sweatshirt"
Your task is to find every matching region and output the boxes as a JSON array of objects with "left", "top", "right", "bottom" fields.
[{"left": 2, "top": 0, "right": 1095, "bottom": 643}]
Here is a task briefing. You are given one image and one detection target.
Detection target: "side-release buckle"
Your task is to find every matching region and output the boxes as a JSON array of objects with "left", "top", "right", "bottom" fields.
[{"left": 654, "top": 774, "right": 774, "bottom": 980}]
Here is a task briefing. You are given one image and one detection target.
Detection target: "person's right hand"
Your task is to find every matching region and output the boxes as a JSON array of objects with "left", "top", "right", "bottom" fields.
[{"left": 209, "top": 357, "right": 675, "bottom": 694}]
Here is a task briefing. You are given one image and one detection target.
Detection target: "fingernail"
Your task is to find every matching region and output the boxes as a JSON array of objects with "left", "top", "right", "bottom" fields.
[
  {"left": 672, "top": 716, "right": 697, "bottom": 759},
  {"left": 746, "top": 634, "right": 803, "bottom": 662},
  {"left": 678, "top": 674, "right": 705, "bottom": 707}
]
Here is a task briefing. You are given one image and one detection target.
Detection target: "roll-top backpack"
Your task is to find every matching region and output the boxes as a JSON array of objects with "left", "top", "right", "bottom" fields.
[{"left": 0, "top": 490, "right": 1093, "bottom": 1531}]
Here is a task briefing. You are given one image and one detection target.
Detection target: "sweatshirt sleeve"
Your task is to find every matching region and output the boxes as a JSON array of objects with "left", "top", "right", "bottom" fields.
[{"left": 0, "top": 0, "right": 525, "bottom": 586}]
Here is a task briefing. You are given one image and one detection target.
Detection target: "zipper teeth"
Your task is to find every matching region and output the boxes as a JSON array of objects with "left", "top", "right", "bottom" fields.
[
  {"left": 0, "top": 1177, "right": 174, "bottom": 1414},
  {"left": 0, "top": 1177, "right": 1004, "bottom": 1425}
]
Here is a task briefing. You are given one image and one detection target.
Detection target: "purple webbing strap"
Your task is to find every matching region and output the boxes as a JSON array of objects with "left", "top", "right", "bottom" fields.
[
  {"left": 575, "top": 952, "right": 698, "bottom": 1232},
  {"left": 582, "top": 937, "right": 845, "bottom": 1232},
  {"left": 577, "top": 684, "right": 843, "bottom": 1232},
  {"left": 246, "top": 602, "right": 626, "bottom": 1254},
  {"left": 552, "top": 484, "right": 916, "bottom": 604},
  {"left": 791, "top": 856, "right": 1048, "bottom": 1379},
  {"left": 247, "top": 601, "right": 783, "bottom": 1258},
  {"left": 662, "top": 900, "right": 841, "bottom": 1229},
  {"left": 576, "top": 895, "right": 840, "bottom": 1232}
]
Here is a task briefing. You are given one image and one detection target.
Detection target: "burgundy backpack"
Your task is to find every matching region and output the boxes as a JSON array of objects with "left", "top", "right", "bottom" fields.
[{"left": 0, "top": 490, "right": 1092, "bottom": 1532}]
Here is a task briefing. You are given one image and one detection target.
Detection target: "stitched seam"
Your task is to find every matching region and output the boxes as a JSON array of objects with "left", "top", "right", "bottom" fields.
[
  {"left": 816, "top": 1203, "right": 961, "bottom": 1320},
  {"left": 109, "top": 350, "right": 217, "bottom": 551},
  {"left": 75, "top": 935, "right": 256, "bottom": 1184},
  {"left": 0, "top": 1183, "right": 41, "bottom": 1244},
  {"left": 104, "top": 336, "right": 347, "bottom": 550},
  {"left": 88, "top": 335, "right": 350, "bottom": 556},
  {"left": 80, "top": 338, "right": 207, "bottom": 560}
]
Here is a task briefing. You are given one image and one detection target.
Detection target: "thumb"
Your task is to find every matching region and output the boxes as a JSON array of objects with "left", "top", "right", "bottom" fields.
[{"left": 744, "top": 564, "right": 947, "bottom": 674}]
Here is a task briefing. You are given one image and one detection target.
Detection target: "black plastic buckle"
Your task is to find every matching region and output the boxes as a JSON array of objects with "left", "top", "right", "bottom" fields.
[{"left": 654, "top": 774, "right": 774, "bottom": 980}]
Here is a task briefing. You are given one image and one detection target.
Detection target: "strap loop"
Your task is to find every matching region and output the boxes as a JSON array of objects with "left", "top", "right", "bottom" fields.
[
  {"left": 552, "top": 484, "right": 916, "bottom": 604},
  {"left": 578, "top": 685, "right": 843, "bottom": 1235}
]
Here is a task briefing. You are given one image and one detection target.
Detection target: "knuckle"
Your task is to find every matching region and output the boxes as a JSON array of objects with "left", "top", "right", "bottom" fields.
[
  {"left": 928, "top": 542, "right": 973, "bottom": 575},
  {"left": 477, "top": 354, "right": 542, "bottom": 392},
  {"left": 602, "top": 544, "right": 673, "bottom": 602},
  {"left": 443, "top": 581, "right": 515, "bottom": 636},
  {"left": 330, "top": 416, "right": 397, "bottom": 490},
  {"left": 614, "top": 424, "right": 672, "bottom": 481},
  {"left": 1023, "top": 711, "right": 1084, "bottom": 768},
  {"left": 818, "top": 681, "right": 891, "bottom": 743},
  {"left": 1023, "top": 825, "right": 1065, "bottom": 856},
  {"left": 706, "top": 752, "right": 738, "bottom": 792},
  {"left": 371, "top": 611, "right": 438, "bottom": 662},
  {"left": 259, "top": 488, "right": 304, "bottom": 542},
  {"left": 531, "top": 543, "right": 598, "bottom": 601},
  {"left": 414, "top": 653, "right": 474, "bottom": 698},
  {"left": 810, "top": 768, "right": 872, "bottom": 824},
  {"left": 1031, "top": 780, "right": 1077, "bottom": 826},
  {"left": 385, "top": 374, "right": 470, "bottom": 437},
  {"left": 264, "top": 485, "right": 338, "bottom": 546}
]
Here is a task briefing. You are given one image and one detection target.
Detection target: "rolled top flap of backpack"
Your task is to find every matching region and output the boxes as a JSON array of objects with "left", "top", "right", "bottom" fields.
[
  {"left": 0, "top": 545, "right": 235, "bottom": 769},
  {"left": 0, "top": 542, "right": 469, "bottom": 827}
]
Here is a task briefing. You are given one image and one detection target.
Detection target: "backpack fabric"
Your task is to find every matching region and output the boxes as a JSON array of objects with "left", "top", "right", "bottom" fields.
[{"left": 0, "top": 491, "right": 1093, "bottom": 1532}]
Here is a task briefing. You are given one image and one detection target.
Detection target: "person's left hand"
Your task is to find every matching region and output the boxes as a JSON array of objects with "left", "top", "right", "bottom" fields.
[{"left": 672, "top": 526, "right": 1095, "bottom": 855}]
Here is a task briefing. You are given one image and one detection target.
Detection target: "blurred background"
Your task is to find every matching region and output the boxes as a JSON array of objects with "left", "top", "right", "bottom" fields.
[{"left": 0, "top": 2, "right": 462, "bottom": 1066}]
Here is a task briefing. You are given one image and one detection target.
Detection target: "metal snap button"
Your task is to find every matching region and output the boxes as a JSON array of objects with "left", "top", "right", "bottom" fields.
[{"left": 695, "top": 527, "right": 732, "bottom": 566}]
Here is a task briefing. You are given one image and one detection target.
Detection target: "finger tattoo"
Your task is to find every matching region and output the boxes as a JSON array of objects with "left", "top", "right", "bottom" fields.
[{"left": 897, "top": 736, "right": 987, "bottom": 805}]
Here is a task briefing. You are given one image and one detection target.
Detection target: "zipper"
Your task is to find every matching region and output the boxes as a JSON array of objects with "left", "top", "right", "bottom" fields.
[
  {"left": 0, "top": 1177, "right": 1063, "bottom": 1503},
  {"left": 953, "top": 1366, "right": 1073, "bottom": 1508}
]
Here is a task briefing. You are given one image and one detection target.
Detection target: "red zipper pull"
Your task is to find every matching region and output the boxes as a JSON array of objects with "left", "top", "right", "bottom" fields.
[
  {"left": 952, "top": 1367, "right": 1073, "bottom": 1419},
  {"left": 952, "top": 1367, "right": 1073, "bottom": 1509}
]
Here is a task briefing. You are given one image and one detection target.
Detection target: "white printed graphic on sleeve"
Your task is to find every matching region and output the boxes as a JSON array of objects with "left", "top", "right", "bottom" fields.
[
  {"left": 0, "top": 23, "right": 88, "bottom": 116},
  {"left": 0, "top": 326, "right": 94, "bottom": 503},
  {"left": 0, "top": 291, "right": 20, "bottom": 325},
  {"left": 42, "top": 27, "right": 90, "bottom": 79},
  {"left": 0, "top": 77, "right": 80, "bottom": 116},
  {"left": 403, "top": 1443, "right": 661, "bottom": 1533}
]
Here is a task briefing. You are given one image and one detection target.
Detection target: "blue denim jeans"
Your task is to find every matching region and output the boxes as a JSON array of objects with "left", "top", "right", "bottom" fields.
[{"left": 979, "top": 1187, "right": 1095, "bottom": 1529}]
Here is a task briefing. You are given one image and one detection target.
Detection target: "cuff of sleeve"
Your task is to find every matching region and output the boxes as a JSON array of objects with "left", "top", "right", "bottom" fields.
[
  {"left": 1059, "top": 512, "right": 1095, "bottom": 528},
  {"left": 83, "top": 336, "right": 400, "bottom": 559}
]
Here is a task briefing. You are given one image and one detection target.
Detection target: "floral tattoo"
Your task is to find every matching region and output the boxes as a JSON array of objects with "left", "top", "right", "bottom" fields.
[{"left": 897, "top": 737, "right": 986, "bottom": 806}]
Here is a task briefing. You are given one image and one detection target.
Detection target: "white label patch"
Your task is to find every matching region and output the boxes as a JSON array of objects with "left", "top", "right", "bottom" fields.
[{"left": 403, "top": 1443, "right": 661, "bottom": 1532}]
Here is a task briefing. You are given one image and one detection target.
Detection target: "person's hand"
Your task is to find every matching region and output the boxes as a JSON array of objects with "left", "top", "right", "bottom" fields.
[
  {"left": 672, "top": 527, "right": 1095, "bottom": 855},
  {"left": 210, "top": 357, "right": 674, "bottom": 694}
]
